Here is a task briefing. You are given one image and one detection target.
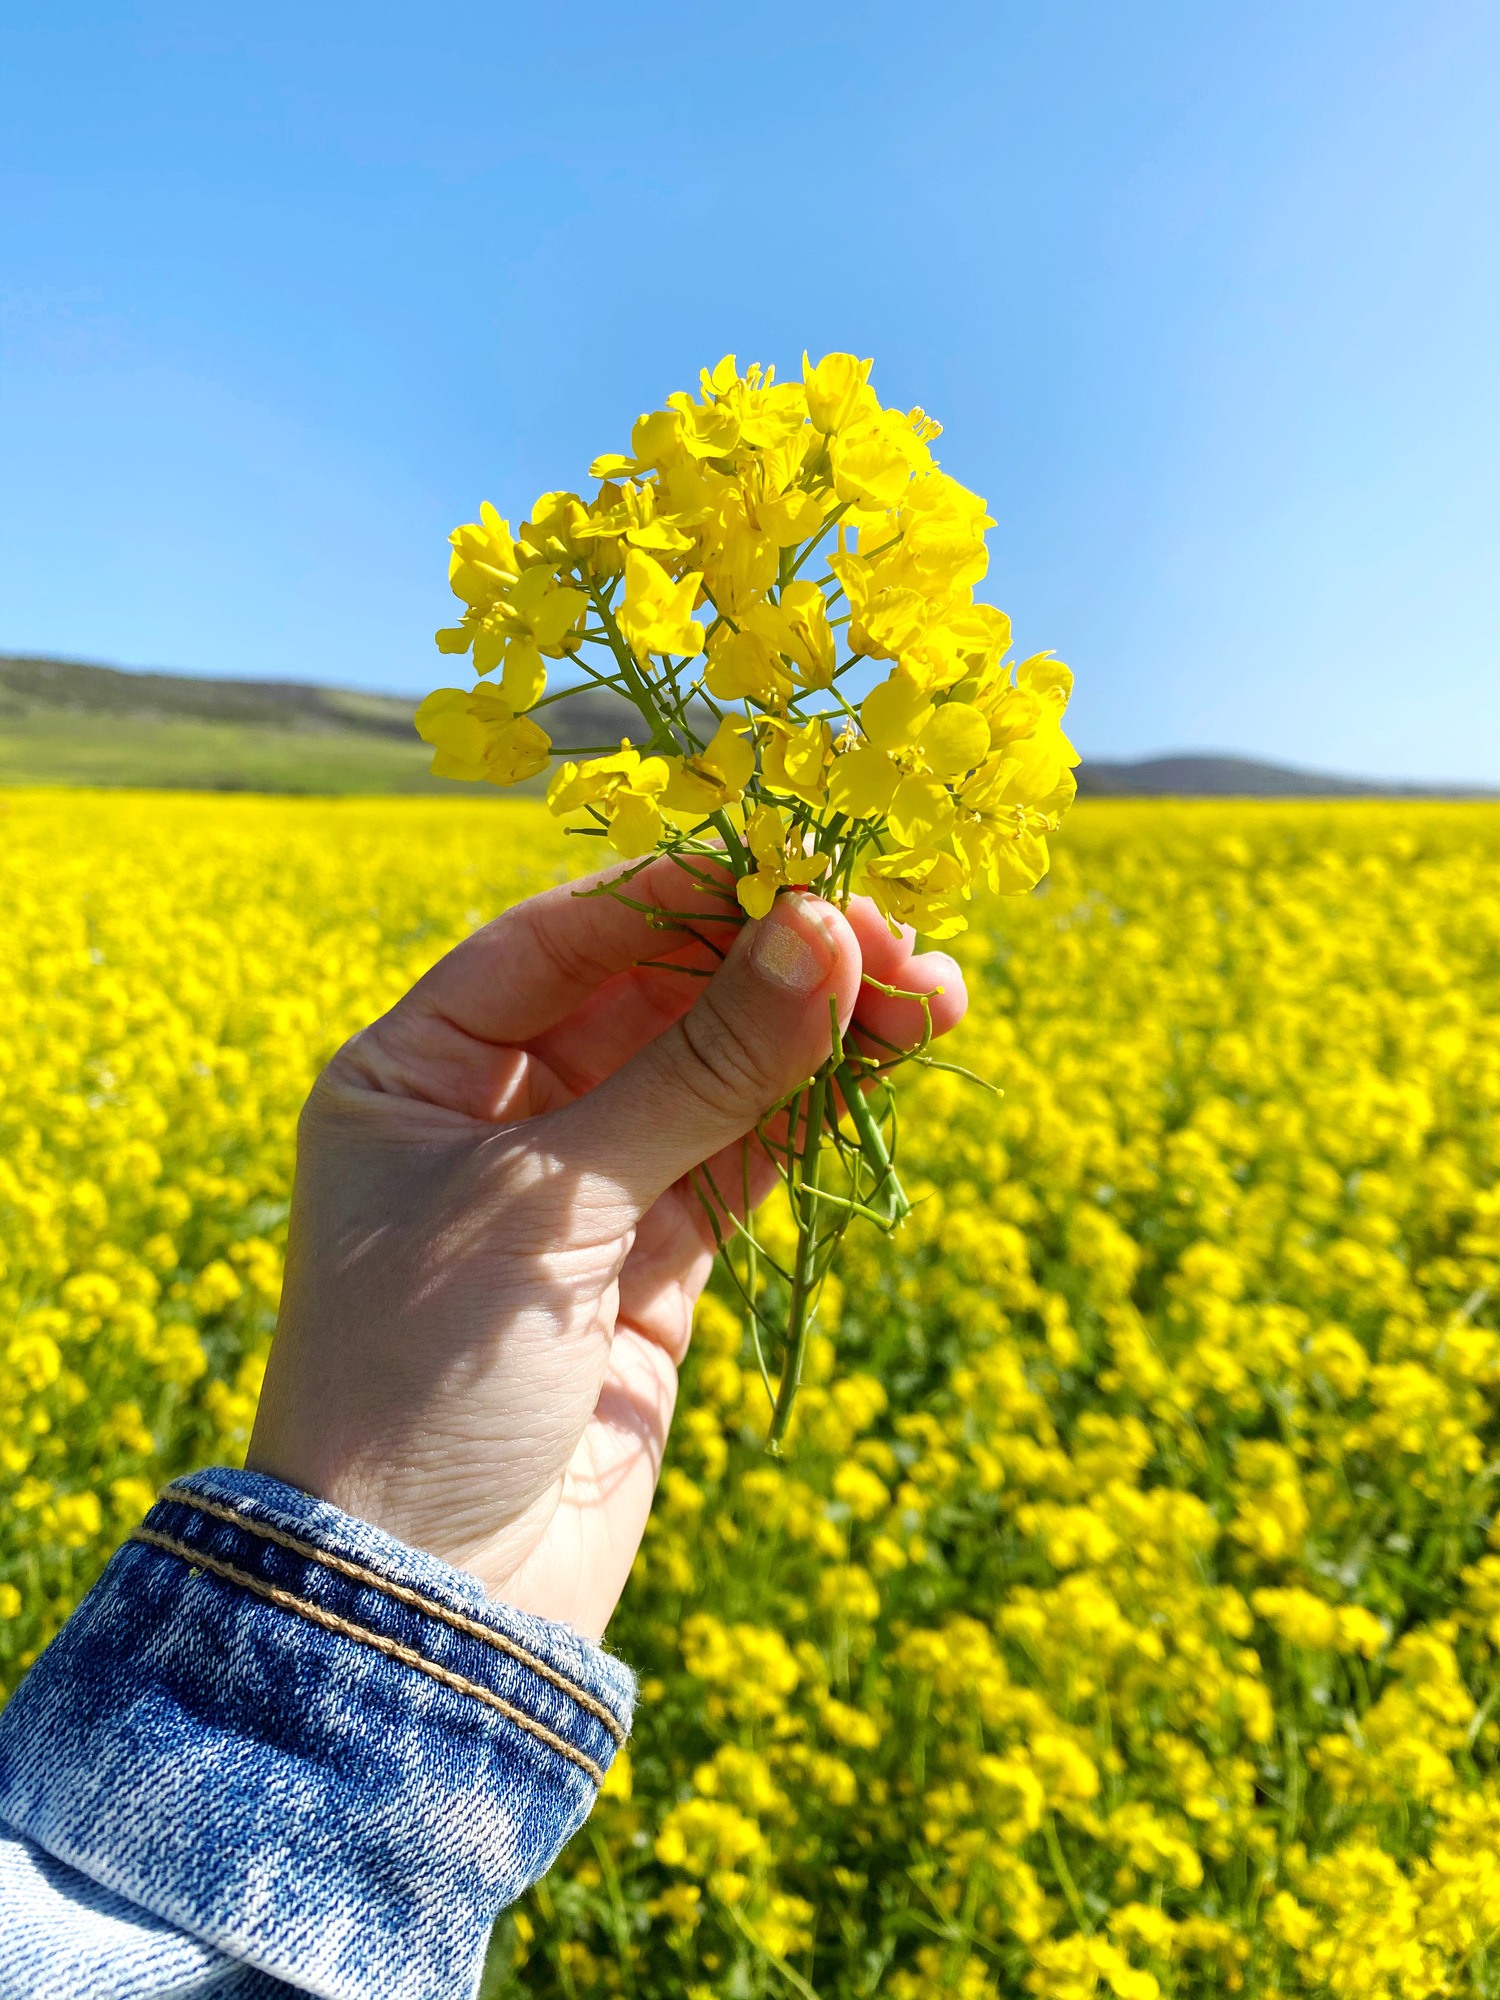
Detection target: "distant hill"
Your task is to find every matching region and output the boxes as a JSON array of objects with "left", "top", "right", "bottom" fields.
[
  {"left": 1076, "top": 753, "right": 1495, "bottom": 800},
  {"left": 0, "top": 654, "right": 660, "bottom": 794},
  {"left": 0, "top": 655, "right": 1491, "bottom": 799}
]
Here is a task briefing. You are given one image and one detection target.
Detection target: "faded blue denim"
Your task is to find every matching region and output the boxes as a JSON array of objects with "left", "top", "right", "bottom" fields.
[{"left": 0, "top": 1467, "right": 635, "bottom": 1998}]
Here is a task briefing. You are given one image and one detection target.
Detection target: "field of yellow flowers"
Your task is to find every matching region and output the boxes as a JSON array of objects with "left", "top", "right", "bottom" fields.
[{"left": 6, "top": 789, "right": 1500, "bottom": 1998}]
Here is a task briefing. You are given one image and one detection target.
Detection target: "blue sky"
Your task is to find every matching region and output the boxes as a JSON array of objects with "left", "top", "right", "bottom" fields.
[{"left": 2, "top": 1, "right": 1496, "bottom": 779}]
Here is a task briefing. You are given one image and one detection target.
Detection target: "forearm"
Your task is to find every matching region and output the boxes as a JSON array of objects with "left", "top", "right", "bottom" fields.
[{"left": 0, "top": 1470, "right": 634, "bottom": 2000}]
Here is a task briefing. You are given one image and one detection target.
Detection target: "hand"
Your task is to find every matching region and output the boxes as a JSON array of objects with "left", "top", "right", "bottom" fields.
[{"left": 247, "top": 858, "right": 967, "bottom": 1638}]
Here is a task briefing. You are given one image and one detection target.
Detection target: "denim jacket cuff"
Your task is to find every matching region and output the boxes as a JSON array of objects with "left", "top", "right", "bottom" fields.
[{"left": 0, "top": 1467, "right": 635, "bottom": 2000}]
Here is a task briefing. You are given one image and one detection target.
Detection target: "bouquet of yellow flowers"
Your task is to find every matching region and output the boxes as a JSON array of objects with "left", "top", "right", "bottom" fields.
[{"left": 418, "top": 352, "right": 1078, "bottom": 1440}]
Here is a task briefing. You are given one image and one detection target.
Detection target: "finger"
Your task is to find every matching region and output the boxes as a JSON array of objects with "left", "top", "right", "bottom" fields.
[
  {"left": 526, "top": 947, "right": 716, "bottom": 1094},
  {"left": 399, "top": 851, "right": 740, "bottom": 1049},
  {"left": 535, "top": 916, "right": 964, "bottom": 1105},
  {"left": 853, "top": 947, "right": 968, "bottom": 1055},
  {"left": 841, "top": 896, "right": 918, "bottom": 979},
  {"left": 341, "top": 855, "right": 739, "bottom": 1113},
  {"left": 841, "top": 898, "right": 968, "bottom": 1048},
  {"left": 552, "top": 893, "right": 862, "bottom": 1213}
]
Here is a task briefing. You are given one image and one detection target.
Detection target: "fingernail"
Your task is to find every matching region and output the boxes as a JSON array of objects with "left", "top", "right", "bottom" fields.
[{"left": 748, "top": 898, "right": 839, "bottom": 994}]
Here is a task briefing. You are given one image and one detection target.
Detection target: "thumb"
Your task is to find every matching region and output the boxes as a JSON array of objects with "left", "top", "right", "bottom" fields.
[{"left": 555, "top": 892, "right": 862, "bottom": 1211}]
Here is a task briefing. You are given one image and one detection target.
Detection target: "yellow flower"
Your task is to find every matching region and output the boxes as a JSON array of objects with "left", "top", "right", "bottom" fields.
[
  {"left": 829, "top": 410, "right": 926, "bottom": 511},
  {"left": 483, "top": 565, "right": 588, "bottom": 709},
  {"left": 440, "top": 499, "right": 519, "bottom": 613},
  {"left": 437, "top": 506, "right": 586, "bottom": 709},
  {"left": 837, "top": 574, "right": 931, "bottom": 664},
  {"left": 953, "top": 808, "right": 1052, "bottom": 896},
  {"left": 761, "top": 716, "right": 832, "bottom": 806},
  {"left": 547, "top": 741, "right": 670, "bottom": 855},
  {"left": 660, "top": 718, "right": 755, "bottom": 818},
  {"left": 858, "top": 845, "right": 969, "bottom": 938},
  {"left": 414, "top": 687, "right": 552, "bottom": 786},
  {"left": 655, "top": 1797, "right": 762, "bottom": 1876},
  {"left": 617, "top": 547, "right": 705, "bottom": 659},
  {"left": 736, "top": 804, "right": 828, "bottom": 918},
  {"left": 802, "top": 350, "right": 874, "bottom": 434},
  {"left": 741, "top": 580, "right": 838, "bottom": 689},
  {"left": 704, "top": 626, "right": 793, "bottom": 706},
  {"left": 1252, "top": 1587, "right": 1388, "bottom": 1657}
]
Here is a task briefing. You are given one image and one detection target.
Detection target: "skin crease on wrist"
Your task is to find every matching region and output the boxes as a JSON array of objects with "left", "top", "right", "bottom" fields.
[{"left": 246, "top": 857, "right": 967, "bottom": 1640}]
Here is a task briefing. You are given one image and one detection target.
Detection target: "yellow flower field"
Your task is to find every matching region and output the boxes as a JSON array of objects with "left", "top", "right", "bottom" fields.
[{"left": 5, "top": 788, "right": 1500, "bottom": 1997}]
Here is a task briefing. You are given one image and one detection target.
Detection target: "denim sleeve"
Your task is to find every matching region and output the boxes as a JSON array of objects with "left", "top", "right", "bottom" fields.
[{"left": 0, "top": 1467, "right": 635, "bottom": 2000}]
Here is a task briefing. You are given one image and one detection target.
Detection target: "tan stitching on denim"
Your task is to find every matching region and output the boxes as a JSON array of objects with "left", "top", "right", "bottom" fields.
[
  {"left": 157, "top": 1485, "right": 626, "bottom": 1745},
  {"left": 132, "top": 1526, "right": 606, "bottom": 1784}
]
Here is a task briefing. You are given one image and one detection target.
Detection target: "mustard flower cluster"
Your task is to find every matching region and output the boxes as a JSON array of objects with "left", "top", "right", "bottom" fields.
[
  {"left": 419, "top": 351, "right": 1078, "bottom": 938},
  {"left": 8, "top": 793, "right": 1500, "bottom": 1998},
  {"left": 418, "top": 354, "right": 1080, "bottom": 1436}
]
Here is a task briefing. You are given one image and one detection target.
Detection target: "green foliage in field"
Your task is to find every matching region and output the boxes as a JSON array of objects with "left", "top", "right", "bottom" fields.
[{"left": 7, "top": 793, "right": 1500, "bottom": 1996}]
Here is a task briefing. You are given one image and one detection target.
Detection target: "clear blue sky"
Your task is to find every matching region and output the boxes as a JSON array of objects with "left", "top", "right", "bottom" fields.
[{"left": 3, "top": 2, "right": 1497, "bottom": 779}]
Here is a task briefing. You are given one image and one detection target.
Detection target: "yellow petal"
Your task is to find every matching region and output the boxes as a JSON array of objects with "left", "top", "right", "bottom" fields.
[
  {"left": 429, "top": 747, "right": 488, "bottom": 782},
  {"left": 528, "top": 584, "right": 588, "bottom": 649},
  {"left": 888, "top": 775, "right": 955, "bottom": 848},
  {"left": 607, "top": 793, "right": 663, "bottom": 857},
  {"left": 631, "top": 755, "right": 672, "bottom": 797},
  {"left": 705, "top": 629, "right": 790, "bottom": 705},
  {"left": 415, "top": 690, "right": 490, "bottom": 767},
  {"left": 482, "top": 717, "right": 551, "bottom": 786},
  {"left": 414, "top": 686, "right": 473, "bottom": 737},
  {"left": 629, "top": 408, "right": 682, "bottom": 466},
  {"left": 500, "top": 639, "right": 546, "bottom": 712},
  {"left": 987, "top": 829, "right": 1049, "bottom": 894},
  {"left": 619, "top": 548, "right": 705, "bottom": 659},
  {"left": 917, "top": 702, "right": 990, "bottom": 778},
  {"left": 856, "top": 586, "right": 928, "bottom": 662},
  {"left": 759, "top": 488, "right": 827, "bottom": 546},
  {"left": 745, "top": 803, "right": 788, "bottom": 866},
  {"left": 829, "top": 413, "right": 920, "bottom": 511},
  {"left": 1015, "top": 651, "right": 1074, "bottom": 704},
  {"left": 802, "top": 351, "right": 874, "bottom": 435},
  {"left": 861, "top": 672, "right": 932, "bottom": 751},
  {"left": 736, "top": 872, "right": 779, "bottom": 919},
  {"left": 705, "top": 717, "right": 755, "bottom": 794},
  {"left": 547, "top": 744, "right": 639, "bottom": 813},
  {"left": 473, "top": 627, "right": 505, "bottom": 675},
  {"left": 827, "top": 744, "right": 901, "bottom": 820}
]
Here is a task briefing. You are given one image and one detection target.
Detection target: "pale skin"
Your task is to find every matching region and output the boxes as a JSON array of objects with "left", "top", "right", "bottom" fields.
[{"left": 248, "top": 857, "right": 967, "bottom": 1639}]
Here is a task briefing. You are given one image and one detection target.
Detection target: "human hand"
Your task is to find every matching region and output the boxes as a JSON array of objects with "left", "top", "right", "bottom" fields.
[{"left": 247, "top": 859, "right": 967, "bottom": 1638}]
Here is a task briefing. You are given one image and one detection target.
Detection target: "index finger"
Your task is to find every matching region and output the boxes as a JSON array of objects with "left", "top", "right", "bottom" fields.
[{"left": 402, "top": 851, "right": 740, "bottom": 1048}]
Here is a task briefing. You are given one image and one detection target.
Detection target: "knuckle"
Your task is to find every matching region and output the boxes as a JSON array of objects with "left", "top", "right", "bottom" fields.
[
  {"left": 516, "top": 896, "right": 607, "bottom": 993},
  {"left": 324, "top": 1021, "right": 411, "bottom": 1099},
  {"left": 670, "top": 994, "right": 770, "bottom": 1119}
]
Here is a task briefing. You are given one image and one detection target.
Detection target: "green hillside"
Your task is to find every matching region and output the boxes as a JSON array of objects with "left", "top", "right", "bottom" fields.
[
  {"left": 5, "top": 652, "right": 1484, "bottom": 800},
  {"left": 0, "top": 655, "right": 648, "bottom": 795}
]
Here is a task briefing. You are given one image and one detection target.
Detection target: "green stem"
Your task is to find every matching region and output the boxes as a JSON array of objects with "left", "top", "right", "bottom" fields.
[
  {"left": 710, "top": 808, "right": 750, "bottom": 874},
  {"left": 587, "top": 583, "right": 685, "bottom": 755},
  {"left": 835, "top": 1060, "right": 909, "bottom": 1225},
  {"left": 1042, "top": 1815, "right": 1092, "bottom": 1935},
  {"left": 786, "top": 501, "right": 850, "bottom": 579},
  {"left": 768, "top": 1070, "right": 829, "bottom": 1447}
]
